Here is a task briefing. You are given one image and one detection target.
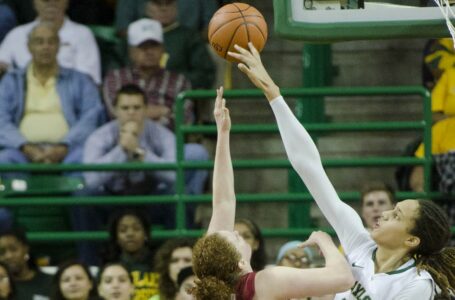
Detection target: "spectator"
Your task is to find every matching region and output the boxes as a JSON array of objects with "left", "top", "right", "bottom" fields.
[
  {"left": 103, "top": 20, "right": 192, "bottom": 130},
  {"left": 103, "top": 19, "right": 209, "bottom": 225},
  {"left": 0, "top": 0, "right": 101, "bottom": 83},
  {"left": 151, "top": 238, "right": 194, "bottom": 300},
  {"left": 276, "top": 240, "right": 315, "bottom": 269},
  {"left": 51, "top": 260, "right": 97, "bottom": 300},
  {"left": 0, "top": 228, "right": 52, "bottom": 300},
  {"left": 97, "top": 263, "right": 134, "bottom": 300},
  {"left": 0, "top": 261, "right": 15, "bottom": 300},
  {"left": 0, "top": 1, "right": 16, "bottom": 44},
  {"left": 234, "top": 218, "right": 267, "bottom": 271},
  {"left": 100, "top": 210, "right": 159, "bottom": 300},
  {"left": 115, "top": 0, "right": 218, "bottom": 40},
  {"left": 359, "top": 181, "right": 396, "bottom": 232},
  {"left": 0, "top": 23, "right": 103, "bottom": 228},
  {"left": 145, "top": 0, "right": 216, "bottom": 89},
  {"left": 72, "top": 84, "right": 175, "bottom": 265},
  {"left": 174, "top": 266, "right": 195, "bottom": 300}
]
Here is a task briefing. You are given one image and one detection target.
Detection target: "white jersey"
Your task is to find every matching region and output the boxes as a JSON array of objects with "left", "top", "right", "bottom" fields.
[
  {"left": 270, "top": 96, "right": 435, "bottom": 300},
  {"left": 335, "top": 240, "right": 433, "bottom": 300}
]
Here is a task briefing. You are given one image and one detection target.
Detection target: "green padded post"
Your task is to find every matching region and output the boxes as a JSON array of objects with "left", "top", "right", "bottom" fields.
[{"left": 288, "top": 44, "right": 332, "bottom": 229}]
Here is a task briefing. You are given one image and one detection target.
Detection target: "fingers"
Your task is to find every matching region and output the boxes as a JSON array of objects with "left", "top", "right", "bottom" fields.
[
  {"left": 237, "top": 63, "right": 251, "bottom": 75},
  {"left": 248, "top": 42, "right": 260, "bottom": 59},
  {"left": 298, "top": 240, "right": 314, "bottom": 249}
]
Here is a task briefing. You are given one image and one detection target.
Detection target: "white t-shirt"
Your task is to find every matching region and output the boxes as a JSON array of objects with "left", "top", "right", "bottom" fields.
[
  {"left": 0, "top": 18, "right": 101, "bottom": 84},
  {"left": 270, "top": 96, "right": 435, "bottom": 300}
]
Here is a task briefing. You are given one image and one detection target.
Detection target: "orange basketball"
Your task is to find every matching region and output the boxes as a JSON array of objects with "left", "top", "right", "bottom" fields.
[{"left": 208, "top": 3, "right": 268, "bottom": 62}]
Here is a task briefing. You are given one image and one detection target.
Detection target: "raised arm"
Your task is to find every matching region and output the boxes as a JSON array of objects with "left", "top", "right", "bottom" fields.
[
  {"left": 207, "top": 87, "right": 236, "bottom": 234},
  {"left": 256, "top": 231, "right": 354, "bottom": 299},
  {"left": 228, "top": 44, "right": 369, "bottom": 252}
]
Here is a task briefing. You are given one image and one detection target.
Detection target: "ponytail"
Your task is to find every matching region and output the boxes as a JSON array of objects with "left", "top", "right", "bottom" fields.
[
  {"left": 415, "top": 247, "right": 455, "bottom": 298},
  {"left": 191, "top": 276, "right": 235, "bottom": 300},
  {"left": 411, "top": 200, "right": 455, "bottom": 298}
]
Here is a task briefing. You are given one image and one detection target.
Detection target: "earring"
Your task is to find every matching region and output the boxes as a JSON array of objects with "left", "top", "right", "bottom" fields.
[{"left": 24, "top": 254, "right": 30, "bottom": 261}]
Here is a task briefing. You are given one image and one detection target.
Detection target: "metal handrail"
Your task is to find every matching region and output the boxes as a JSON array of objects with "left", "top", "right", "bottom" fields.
[{"left": 2, "top": 86, "right": 448, "bottom": 241}]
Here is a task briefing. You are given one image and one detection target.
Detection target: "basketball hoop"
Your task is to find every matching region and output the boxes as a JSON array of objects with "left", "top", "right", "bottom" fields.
[{"left": 433, "top": 0, "right": 455, "bottom": 47}]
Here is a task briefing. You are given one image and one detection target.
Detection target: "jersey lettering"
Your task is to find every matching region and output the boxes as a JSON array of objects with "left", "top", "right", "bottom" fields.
[{"left": 351, "top": 281, "right": 372, "bottom": 300}]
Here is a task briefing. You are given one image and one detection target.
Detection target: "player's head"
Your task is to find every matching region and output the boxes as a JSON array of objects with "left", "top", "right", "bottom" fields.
[
  {"left": 191, "top": 231, "right": 252, "bottom": 298},
  {"left": 372, "top": 199, "right": 455, "bottom": 298},
  {"left": 360, "top": 181, "right": 396, "bottom": 230}
]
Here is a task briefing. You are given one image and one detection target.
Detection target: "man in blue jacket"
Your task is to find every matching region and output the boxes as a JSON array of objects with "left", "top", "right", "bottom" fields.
[{"left": 0, "top": 23, "right": 103, "bottom": 227}]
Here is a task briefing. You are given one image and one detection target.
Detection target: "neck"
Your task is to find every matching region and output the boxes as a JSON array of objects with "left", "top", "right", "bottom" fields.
[
  {"left": 123, "top": 247, "right": 148, "bottom": 261},
  {"left": 374, "top": 246, "right": 411, "bottom": 273},
  {"left": 14, "top": 267, "right": 35, "bottom": 281},
  {"left": 33, "top": 63, "right": 58, "bottom": 84}
]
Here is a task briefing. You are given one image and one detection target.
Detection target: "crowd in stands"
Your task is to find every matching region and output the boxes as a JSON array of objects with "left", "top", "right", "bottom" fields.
[{"left": 0, "top": 0, "right": 454, "bottom": 299}]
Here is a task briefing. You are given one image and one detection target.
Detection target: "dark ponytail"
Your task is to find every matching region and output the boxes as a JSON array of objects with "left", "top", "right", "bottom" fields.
[{"left": 411, "top": 200, "right": 455, "bottom": 298}]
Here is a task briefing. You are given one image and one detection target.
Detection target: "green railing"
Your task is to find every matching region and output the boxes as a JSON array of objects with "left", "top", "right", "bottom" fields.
[{"left": 1, "top": 86, "right": 453, "bottom": 242}]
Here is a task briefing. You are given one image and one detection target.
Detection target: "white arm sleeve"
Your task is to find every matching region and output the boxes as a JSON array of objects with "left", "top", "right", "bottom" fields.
[
  {"left": 270, "top": 96, "right": 370, "bottom": 253},
  {"left": 393, "top": 279, "right": 433, "bottom": 300}
]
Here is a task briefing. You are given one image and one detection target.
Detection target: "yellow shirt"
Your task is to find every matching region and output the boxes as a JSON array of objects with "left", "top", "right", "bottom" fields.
[
  {"left": 431, "top": 68, "right": 455, "bottom": 116},
  {"left": 415, "top": 117, "right": 455, "bottom": 157},
  {"left": 19, "top": 65, "right": 69, "bottom": 143}
]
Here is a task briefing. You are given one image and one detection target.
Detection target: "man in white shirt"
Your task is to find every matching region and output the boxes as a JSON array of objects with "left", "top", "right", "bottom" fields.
[{"left": 0, "top": 0, "right": 101, "bottom": 84}]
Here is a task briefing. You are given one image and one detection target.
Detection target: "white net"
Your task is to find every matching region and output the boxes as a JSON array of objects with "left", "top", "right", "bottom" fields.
[{"left": 433, "top": 0, "right": 455, "bottom": 47}]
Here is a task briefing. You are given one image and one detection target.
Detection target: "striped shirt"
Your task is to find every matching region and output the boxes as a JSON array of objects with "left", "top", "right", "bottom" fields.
[{"left": 103, "top": 67, "right": 193, "bottom": 131}]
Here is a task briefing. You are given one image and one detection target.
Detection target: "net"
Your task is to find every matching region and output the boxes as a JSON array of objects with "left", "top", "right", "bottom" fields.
[{"left": 433, "top": 0, "right": 455, "bottom": 47}]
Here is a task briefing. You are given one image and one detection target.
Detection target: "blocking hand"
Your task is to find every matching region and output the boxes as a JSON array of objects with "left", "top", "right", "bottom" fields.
[
  {"left": 228, "top": 43, "right": 280, "bottom": 101},
  {"left": 213, "top": 86, "right": 231, "bottom": 133}
]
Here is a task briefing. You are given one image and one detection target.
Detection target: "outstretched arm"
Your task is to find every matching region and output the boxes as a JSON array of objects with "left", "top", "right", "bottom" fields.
[
  {"left": 229, "top": 44, "right": 369, "bottom": 252},
  {"left": 256, "top": 231, "right": 354, "bottom": 299},
  {"left": 207, "top": 87, "right": 236, "bottom": 234}
]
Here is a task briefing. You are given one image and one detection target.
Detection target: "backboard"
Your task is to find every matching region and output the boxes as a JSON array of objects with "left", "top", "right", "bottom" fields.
[{"left": 274, "top": 0, "right": 453, "bottom": 42}]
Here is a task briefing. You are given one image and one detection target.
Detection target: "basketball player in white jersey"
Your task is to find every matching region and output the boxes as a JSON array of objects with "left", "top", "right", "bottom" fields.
[{"left": 229, "top": 43, "right": 455, "bottom": 300}]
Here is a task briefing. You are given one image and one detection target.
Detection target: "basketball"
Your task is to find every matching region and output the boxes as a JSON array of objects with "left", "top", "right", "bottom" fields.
[{"left": 208, "top": 3, "right": 268, "bottom": 62}]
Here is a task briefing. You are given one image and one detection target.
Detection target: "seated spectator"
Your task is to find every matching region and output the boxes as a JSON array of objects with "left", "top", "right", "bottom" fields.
[
  {"left": 151, "top": 238, "right": 195, "bottom": 300},
  {"left": 0, "top": 261, "right": 15, "bottom": 300},
  {"left": 72, "top": 84, "right": 175, "bottom": 264},
  {"left": 0, "top": 1, "right": 16, "bottom": 43},
  {"left": 0, "top": 0, "right": 101, "bottom": 83},
  {"left": 51, "top": 260, "right": 97, "bottom": 300},
  {"left": 103, "top": 19, "right": 209, "bottom": 224},
  {"left": 97, "top": 263, "right": 134, "bottom": 300},
  {"left": 0, "top": 23, "right": 103, "bottom": 228},
  {"left": 100, "top": 210, "right": 159, "bottom": 300},
  {"left": 174, "top": 266, "right": 195, "bottom": 300},
  {"left": 359, "top": 181, "right": 396, "bottom": 232},
  {"left": 0, "top": 228, "right": 52, "bottom": 300},
  {"left": 145, "top": 0, "right": 215, "bottom": 89},
  {"left": 234, "top": 218, "right": 267, "bottom": 271},
  {"left": 410, "top": 116, "right": 455, "bottom": 193}
]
